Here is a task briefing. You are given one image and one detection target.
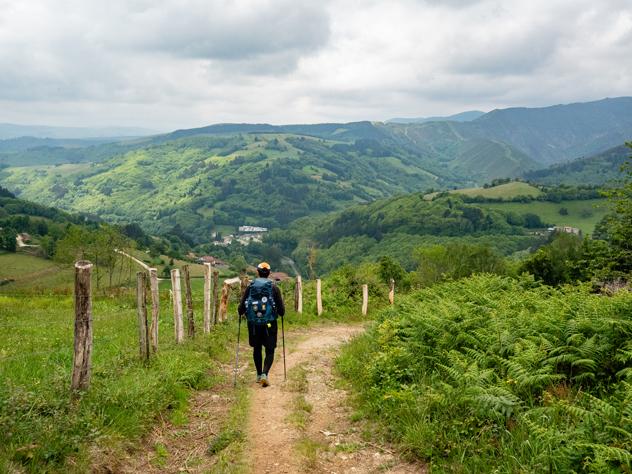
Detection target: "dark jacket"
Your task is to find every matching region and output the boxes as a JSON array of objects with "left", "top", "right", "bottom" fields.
[{"left": 238, "top": 278, "right": 285, "bottom": 317}]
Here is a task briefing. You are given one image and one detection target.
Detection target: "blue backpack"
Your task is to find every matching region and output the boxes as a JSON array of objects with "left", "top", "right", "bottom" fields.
[{"left": 245, "top": 278, "right": 277, "bottom": 325}]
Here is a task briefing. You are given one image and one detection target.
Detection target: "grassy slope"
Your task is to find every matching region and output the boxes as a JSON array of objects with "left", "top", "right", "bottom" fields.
[
  {"left": 453, "top": 181, "right": 542, "bottom": 199},
  {"left": 424, "top": 181, "right": 543, "bottom": 200},
  {"left": 482, "top": 198, "right": 608, "bottom": 234},
  {"left": 0, "top": 253, "right": 75, "bottom": 292},
  {"left": 0, "top": 288, "right": 236, "bottom": 472}
]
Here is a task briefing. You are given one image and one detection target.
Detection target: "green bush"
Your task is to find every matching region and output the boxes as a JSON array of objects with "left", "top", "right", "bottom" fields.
[{"left": 337, "top": 275, "right": 632, "bottom": 472}]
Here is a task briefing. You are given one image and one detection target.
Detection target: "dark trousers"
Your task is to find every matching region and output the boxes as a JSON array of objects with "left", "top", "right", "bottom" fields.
[{"left": 248, "top": 320, "right": 278, "bottom": 375}]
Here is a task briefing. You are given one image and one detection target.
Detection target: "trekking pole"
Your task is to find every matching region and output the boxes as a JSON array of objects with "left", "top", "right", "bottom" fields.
[
  {"left": 233, "top": 313, "right": 242, "bottom": 388},
  {"left": 281, "top": 315, "right": 287, "bottom": 381}
]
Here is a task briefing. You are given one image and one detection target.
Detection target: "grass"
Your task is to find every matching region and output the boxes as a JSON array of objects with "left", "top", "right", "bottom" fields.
[
  {"left": 0, "top": 252, "right": 75, "bottom": 293},
  {"left": 452, "top": 182, "right": 543, "bottom": 199},
  {"left": 0, "top": 285, "right": 243, "bottom": 473},
  {"left": 208, "top": 378, "right": 250, "bottom": 473},
  {"left": 482, "top": 198, "right": 608, "bottom": 234},
  {"left": 285, "top": 363, "right": 312, "bottom": 430},
  {"left": 424, "top": 182, "right": 543, "bottom": 200}
]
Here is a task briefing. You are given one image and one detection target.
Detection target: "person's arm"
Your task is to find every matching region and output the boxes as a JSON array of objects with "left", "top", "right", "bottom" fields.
[
  {"left": 238, "top": 285, "right": 250, "bottom": 316},
  {"left": 273, "top": 284, "right": 285, "bottom": 317}
]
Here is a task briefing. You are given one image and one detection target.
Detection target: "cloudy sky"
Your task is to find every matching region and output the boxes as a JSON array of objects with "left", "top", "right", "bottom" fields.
[{"left": 0, "top": 0, "right": 631, "bottom": 130}]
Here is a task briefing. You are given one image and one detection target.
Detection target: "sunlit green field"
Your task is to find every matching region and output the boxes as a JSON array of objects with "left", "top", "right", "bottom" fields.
[
  {"left": 0, "top": 284, "right": 240, "bottom": 473},
  {"left": 482, "top": 198, "right": 609, "bottom": 234}
]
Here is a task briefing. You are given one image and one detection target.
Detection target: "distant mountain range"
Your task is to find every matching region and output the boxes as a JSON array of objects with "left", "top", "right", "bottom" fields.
[
  {"left": 0, "top": 97, "right": 630, "bottom": 238},
  {"left": 387, "top": 110, "right": 485, "bottom": 124},
  {"left": 0, "top": 123, "right": 159, "bottom": 140}
]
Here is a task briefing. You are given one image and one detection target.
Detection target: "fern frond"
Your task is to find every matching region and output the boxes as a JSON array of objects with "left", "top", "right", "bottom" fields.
[{"left": 577, "top": 443, "right": 632, "bottom": 465}]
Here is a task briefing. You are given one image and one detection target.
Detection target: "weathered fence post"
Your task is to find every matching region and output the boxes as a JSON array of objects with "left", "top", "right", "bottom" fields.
[
  {"left": 170, "top": 268, "right": 184, "bottom": 343},
  {"left": 219, "top": 280, "right": 231, "bottom": 322},
  {"left": 294, "top": 275, "right": 303, "bottom": 314},
  {"left": 203, "top": 263, "right": 212, "bottom": 333},
  {"left": 72, "top": 260, "right": 93, "bottom": 393},
  {"left": 362, "top": 284, "right": 368, "bottom": 316},
  {"left": 149, "top": 268, "right": 159, "bottom": 352},
  {"left": 240, "top": 274, "right": 250, "bottom": 299},
  {"left": 389, "top": 278, "right": 395, "bottom": 305},
  {"left": 316, "top": 278, "right": 323, "bottom": 316},
  {"left": 212, "top": 270, "right": 220, "bottom": 325},
  {"left": 183, "top": 265, "right": 195, "bottom": 338},
  {"left": 136, "top": 271, "right": 150, "bottom": 361}
]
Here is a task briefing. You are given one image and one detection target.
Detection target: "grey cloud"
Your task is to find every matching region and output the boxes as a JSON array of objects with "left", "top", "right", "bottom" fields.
[{"left": 119, "top": 1, "right": 331, "bottom": 62}]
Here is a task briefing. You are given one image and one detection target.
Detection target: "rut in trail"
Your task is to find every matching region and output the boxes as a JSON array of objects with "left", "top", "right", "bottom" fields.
[{"left": 246, "top": 323, "right": 422, "bottom": 474}]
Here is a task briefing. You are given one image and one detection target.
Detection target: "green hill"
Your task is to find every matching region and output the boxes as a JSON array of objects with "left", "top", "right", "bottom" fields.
[
  {"left": 425, "top": 182, "right": 543, "bottom": 200},
  {"left": 523, "top": 144, "right": 631, "bottom": 186},
  {"left": 3, "top": 128, "right": 534, "bottom": 239},
  {"left": 268, "top": 193, "right": 549, "bottom": 274}
]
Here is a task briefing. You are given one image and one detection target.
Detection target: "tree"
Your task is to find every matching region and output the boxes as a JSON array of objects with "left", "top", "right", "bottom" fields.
[
  {"left": 0, "top": 227, "right": 17, "bottom": 252},
  {"left": 604, "top": 143, "right": 632, "bottom": 253},
  {"left": 377, "top": 256, "right": 406, "bottom": 286}
]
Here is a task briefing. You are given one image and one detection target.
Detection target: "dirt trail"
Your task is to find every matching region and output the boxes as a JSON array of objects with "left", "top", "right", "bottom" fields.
[
  {"left": 117, "top": 323, "right": 422, "bottom": 473},
  {"left": 247, "top": 323, "right": 422, "bottom": 474}
]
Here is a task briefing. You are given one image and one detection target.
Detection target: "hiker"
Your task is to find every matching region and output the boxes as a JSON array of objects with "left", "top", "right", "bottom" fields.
[{"left": 238, "top": 262, "right": 285, "bottom": 387}]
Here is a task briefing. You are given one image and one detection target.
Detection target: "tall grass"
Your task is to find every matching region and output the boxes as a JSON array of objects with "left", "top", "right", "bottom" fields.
[
  {"left": 0, "top": 290, "right": 238, "bottom": 473},
  {"left": 337, "top": 275, "right": 632, "bottom": 472}
]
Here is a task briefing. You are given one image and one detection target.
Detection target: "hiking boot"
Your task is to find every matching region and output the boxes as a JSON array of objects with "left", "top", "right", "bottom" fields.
[
  {"left": 256, "top": 374, "right": 262, "bottom": 384},
  {"left": 260, "top": 373, "right": 269, "bottom": 387}
]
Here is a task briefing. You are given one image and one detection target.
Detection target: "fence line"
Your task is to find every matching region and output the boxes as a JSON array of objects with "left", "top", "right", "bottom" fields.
[{"left": 4, "top": 260, "right": 401, "bottom": 395}]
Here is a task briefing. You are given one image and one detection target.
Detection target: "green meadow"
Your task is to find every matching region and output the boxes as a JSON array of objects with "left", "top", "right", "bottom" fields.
[{"left": 482, "top": 198, "right": 609, "bottom": 235}]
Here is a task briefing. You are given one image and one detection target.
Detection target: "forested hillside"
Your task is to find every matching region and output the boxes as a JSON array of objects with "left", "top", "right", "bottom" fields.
[
  {"left": 523, "top": 144, "right": 631, "bottom": 186},
  {"left": 1, "top": 97, "right": 630, "bottom": 246}
]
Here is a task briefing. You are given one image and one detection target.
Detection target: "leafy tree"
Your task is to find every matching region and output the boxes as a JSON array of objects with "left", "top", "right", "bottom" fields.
[
  {"left": 377, "top": 256, "right": 406, "bottom": 286},
  {"left": 0, "top": 226, "right": 17, "bottom": 252},
  {"left": 415, "top": 243, "right": 506, "bottom": 287},
  {"left": 603, "top": 142, "right": 632, "bottom": 262},
  {"left": 519, "top": 232, "right": 583, "bottom": 285}
]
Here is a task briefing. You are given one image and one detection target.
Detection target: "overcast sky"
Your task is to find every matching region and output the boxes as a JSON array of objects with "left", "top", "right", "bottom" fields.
[{"left": 0, "top": 0, "right": 631, "bottom": 130}]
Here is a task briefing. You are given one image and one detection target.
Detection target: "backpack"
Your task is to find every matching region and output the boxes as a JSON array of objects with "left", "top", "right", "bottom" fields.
[{"left": 245, "top": 278, "right": 277, "bottom": 325}]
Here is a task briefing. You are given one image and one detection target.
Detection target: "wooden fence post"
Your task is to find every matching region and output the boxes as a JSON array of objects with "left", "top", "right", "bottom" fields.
[
  {"left": 294, "top": 275, "right": 303, "bottom": 314},
  {"left": 183, "top": 265, "right": 195, "bottom": 338},
  {"left": 136, "top": 271, "right": 150, "bottom": 361},
  {"left": 149, "top": 268, "right": 159, "bottom": 352},
  {"left": 170, "top": 268, "right": 184, "bottom": 343},
  {"left": 316, "top": 278, "right": 323, "bottom": 316},
  {"left": 203, "top": 263, "right": 212, "bottom": 333},
  {"left": 362, "top": 284, "right": 368, "bottom": 316},
  {"left": 240, "top": 274, "right": 250, "bottom": 298},
  {"left": 219, "top": 281, "right": 231, "bottom": 322},
  {"left": 71, "top": 260, "right": 93, "bottom": 393},
  {"left": 212, "top": 270, "right": 220, "bottom": 325},
  {"left": 389, "top": 278, "right": 395, "bottom": 305}
]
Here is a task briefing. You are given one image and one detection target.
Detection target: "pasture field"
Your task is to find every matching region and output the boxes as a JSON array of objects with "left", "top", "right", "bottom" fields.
[
  {"left": 424, "top": 181, "right": 543, "bottom": 200},
  {"left": 0, "top": 252, "right": 75, "bottom": 293},
  {"left": 0, "top": 285, "right": 241, "bottom": 473},
  {"left": 482, "top": 198, "right": 609, "bottom": 234},
  {"left": 452, "top": 181, "right": 543, "bottom": 199}
]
